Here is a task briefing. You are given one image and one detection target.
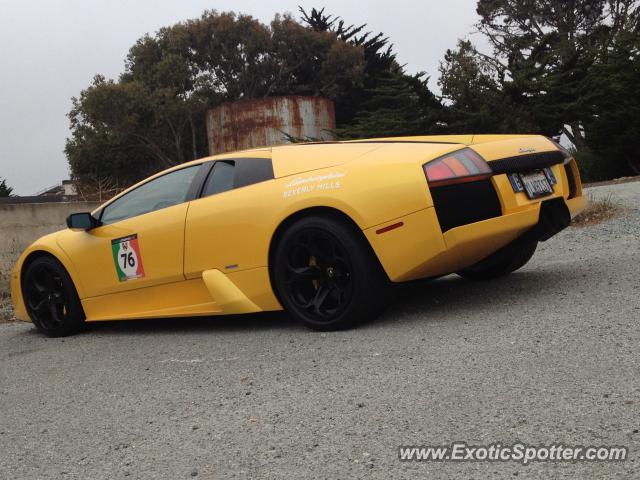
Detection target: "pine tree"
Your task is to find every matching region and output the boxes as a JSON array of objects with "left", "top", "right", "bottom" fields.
[
  {"left": 300, "top": 7, "right": 442, "bottom": 137},
  {"left": 0, "top": 178, "right": 13, "bottom": 197},
  {"left": 339, "top": 70, "right": 439, "bottom": 138}
]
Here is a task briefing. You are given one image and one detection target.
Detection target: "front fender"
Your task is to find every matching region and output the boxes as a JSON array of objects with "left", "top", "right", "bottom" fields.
[{"left": 10, "top": 231, "right": 87, "bottom": 321}]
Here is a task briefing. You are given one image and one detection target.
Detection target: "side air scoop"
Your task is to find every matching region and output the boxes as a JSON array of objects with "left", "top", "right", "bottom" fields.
[{"left": 202, "top": 269, "right": 262, "bottom": 314}]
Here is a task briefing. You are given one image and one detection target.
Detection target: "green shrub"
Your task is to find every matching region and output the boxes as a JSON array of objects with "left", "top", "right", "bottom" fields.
[{"left": 573, "top": 148, "right": 630, "bottom": 183}]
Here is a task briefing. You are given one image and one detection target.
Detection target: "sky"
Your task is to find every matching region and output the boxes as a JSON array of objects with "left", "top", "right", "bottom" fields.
[{"left": 0, "top": 0, "right": 484, "bottom": 195}]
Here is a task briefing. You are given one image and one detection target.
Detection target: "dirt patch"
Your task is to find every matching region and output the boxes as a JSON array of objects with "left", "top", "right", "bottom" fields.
[
  {"left": 0, "top": 293, "right": 15, "bottom": 323},
  {"left": 572, "top": 193, "right": 626, "bottom": 227}
]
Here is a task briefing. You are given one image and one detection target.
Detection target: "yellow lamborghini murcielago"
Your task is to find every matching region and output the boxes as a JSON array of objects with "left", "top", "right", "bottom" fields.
[{"left": 11, "top": 135, "right": 585, "bottom": 336}]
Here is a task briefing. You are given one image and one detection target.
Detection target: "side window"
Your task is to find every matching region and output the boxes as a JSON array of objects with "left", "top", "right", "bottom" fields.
[
  {"left": 199, "top": 158, "right": 274, "bottom": 198},
  {"left": 201, "top": 161, "right": 235, "bottom": 197},
  {"left": 234, "top": 158, "right": 274, "bottom": 188},
  {"left": 100, "top": 165, "right": 200, "bottom": 225}
]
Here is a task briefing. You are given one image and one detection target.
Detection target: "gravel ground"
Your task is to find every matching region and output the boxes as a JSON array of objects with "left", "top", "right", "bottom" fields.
[
  {"left": 0, "top": 294, "right": 14, "bottom": 323},
  {"left": 1, "top": 182, "right": 638, "bottom": 479}
]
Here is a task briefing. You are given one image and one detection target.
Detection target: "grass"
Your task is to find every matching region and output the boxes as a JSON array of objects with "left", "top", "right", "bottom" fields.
[
  {"left": 572, "top": 193, "right": 625, "bottom": 227},
  {"left": 0, "top": 293, "right": 15, "bottom": 323}
]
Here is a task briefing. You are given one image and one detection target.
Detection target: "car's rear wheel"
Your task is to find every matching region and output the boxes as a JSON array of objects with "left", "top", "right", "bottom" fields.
[
  {"left": 23, "top": 256, "right": 85, "bottom": 337},
  {"left": 457, "top": 240, "right": 538, "bottom": 281},
  {"left": 272, "top": 215, "right": 392, "bottom": 330}
]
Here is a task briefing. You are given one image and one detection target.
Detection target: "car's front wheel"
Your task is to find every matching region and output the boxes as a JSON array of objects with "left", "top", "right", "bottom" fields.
[
  {"left": 22, "top": 256, "right": 85, "bottom": 337},
  {"left": 272, "top": 215, "right": 392, "bottom": 331}
]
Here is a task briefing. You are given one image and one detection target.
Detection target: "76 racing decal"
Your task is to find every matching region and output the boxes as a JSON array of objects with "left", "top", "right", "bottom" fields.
[{"left": 111, "top": 234, "right": 145, "bottom": 281}]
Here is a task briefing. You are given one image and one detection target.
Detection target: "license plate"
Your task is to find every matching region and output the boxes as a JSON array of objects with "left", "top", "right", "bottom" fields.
[{"left": 520, "top": 171, "right": 553, "bottom": 199}]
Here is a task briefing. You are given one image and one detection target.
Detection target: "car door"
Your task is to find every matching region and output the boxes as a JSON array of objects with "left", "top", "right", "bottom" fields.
[
  {"left": 56, "top": 164, "right": 204, "bottom": 298},
  {"left": 183, "top": 158, "right": 275, "bottom": 278}
]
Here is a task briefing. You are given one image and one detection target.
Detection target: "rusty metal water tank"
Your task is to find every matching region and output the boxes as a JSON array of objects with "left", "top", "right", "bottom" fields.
[{"left": 206, "top": 96, "right": 336, "bottom": 155}]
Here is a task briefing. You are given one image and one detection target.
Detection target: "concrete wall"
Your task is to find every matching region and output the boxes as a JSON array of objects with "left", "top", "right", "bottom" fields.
[{"left": 0, "top": 202, "right": 100, "bottom": 292}]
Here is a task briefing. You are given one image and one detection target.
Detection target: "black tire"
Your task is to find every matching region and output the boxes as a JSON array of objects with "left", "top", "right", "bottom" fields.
[
  {"left": 22, "top": 256, "right": 85, "bottom": 337},
  {"left": 457, "top": 240, "right": 538, "bottom": 281},
  {"left": 272, "top": 215, "right": 392, "bottom": 331}
]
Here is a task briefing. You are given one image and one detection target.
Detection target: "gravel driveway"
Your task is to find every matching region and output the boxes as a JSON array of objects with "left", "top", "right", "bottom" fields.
[{"left": 1, "top": 181, "right": 639, "bottom": 479}]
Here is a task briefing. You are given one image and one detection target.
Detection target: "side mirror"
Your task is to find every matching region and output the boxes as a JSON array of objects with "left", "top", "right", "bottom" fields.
[{"left": 66, "top": 212, "right": 101, "bottom": 230}]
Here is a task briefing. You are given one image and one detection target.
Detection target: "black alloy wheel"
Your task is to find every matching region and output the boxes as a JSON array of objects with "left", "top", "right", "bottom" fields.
[
  {"left": 273, "top": 215, "right": 392, "bottom": 330},
  {"left": 23, "top": 256, "right": 85, "bottom": 337},
  {"left": 283, "top": 227, "right": 354, "bottom": 321}
]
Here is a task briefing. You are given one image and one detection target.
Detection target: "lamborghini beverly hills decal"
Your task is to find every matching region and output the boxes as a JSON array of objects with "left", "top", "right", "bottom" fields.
[
  {"left": 282, "top": 172, "right": 345, "bottom": 198},
  {"left": 111, "top": 234, "right": 145, "bottom": 281}
]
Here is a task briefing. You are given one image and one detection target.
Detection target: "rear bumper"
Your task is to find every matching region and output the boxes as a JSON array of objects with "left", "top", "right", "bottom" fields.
[
  {"left": 566, "top": 194, "right": 587, "bottom": 217},
  {"left": 365, "top": 157, "right": 585, "bottom": 283},
  {"left": 366, "top": 205, "right": 541, "bottom": 282}
]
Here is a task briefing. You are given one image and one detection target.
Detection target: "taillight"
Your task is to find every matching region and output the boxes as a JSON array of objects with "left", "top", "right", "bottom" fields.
[{"left": 423, "top": 148, "right": 492, "bottom": 187}]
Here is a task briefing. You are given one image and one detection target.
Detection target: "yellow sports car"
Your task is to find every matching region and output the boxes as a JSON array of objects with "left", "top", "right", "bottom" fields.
[{"left": 10, "top": 135, "right": 585, "bottom": 336}]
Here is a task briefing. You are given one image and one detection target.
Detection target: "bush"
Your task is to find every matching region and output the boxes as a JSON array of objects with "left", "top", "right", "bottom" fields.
[{"left": 573, "top": 148, "right": 630, "bottom": 184}]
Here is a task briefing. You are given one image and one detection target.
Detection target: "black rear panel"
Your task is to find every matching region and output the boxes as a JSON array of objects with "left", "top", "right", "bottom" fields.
[
  {"left": 489, "top": 151, "right": 565, "bottom": 175},
  {"left": 430, "top": 180, "right": 502, "bottom": 232}
]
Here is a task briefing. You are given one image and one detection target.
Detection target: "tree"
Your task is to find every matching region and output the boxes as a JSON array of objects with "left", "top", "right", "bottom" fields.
[
  {"left": 66, "top": 75, "right": 199, "bottom": 186},
  {"left": 300, "top": 7, "right": 442, "bottom": 137},
  {"left": 440, "top": 1, "right": 638, "bottom": 143},
  {"left": 582, "top": 7, "right": 640, "bottom": 175},
  {"left": 439, "top": 40, "right": 510, "bottom": 133},
  {"left": 267, "top": 14, "right": 365, "bottom": 99},
  {"left": 337, "top": 69, "right": 439, "bottom": 138},
  {"left": 437, "top": 0, "right": 639, "bottom": 179},
  {"left": 472, "top": 0, "right": 610, "bottom": 145},
  {"left": 0, "top": 178, "right": 13, "bottom": 197},
  {"left": 66, "top": 10, "right": 365, "bottom": 186}
]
